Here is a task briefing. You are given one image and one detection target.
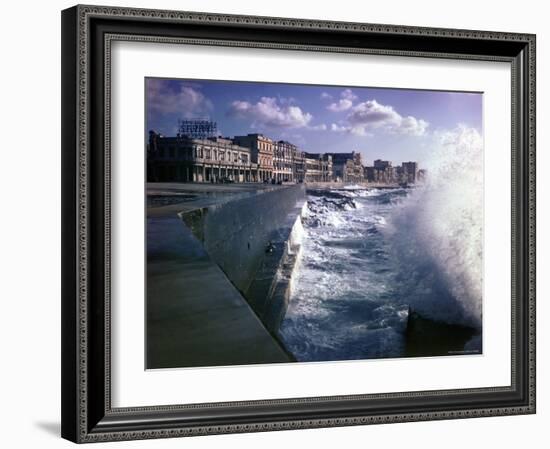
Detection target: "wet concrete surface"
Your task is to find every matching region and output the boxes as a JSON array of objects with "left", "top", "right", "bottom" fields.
[{"left": 146, "top": 183, "right": 293, "bottom": 369}]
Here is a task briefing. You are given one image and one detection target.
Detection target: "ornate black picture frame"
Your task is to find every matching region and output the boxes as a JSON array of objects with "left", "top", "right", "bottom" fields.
[{"left": 61, "top": 4, "right": 536, "bottom": 443}]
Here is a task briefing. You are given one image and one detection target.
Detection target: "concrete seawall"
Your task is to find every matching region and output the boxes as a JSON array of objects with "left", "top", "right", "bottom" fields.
[
  {"left": 181, "top": 184, "right": 305, "bottom": 293},
  {"left": 259, "top": 213, "right": 305, "bottom": 333},
  {"left": 147, "top": 183, "right": 305, "bottom": 368}
]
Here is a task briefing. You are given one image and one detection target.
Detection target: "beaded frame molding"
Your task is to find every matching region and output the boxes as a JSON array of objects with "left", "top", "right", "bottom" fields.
[{"left": 61, "top": 4, "right": 536, "bottom": 443}]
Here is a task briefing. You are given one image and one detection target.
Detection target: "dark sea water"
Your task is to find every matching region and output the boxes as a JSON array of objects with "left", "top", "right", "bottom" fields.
[{"left": 279, "top": 185, "right": 483, "bottom": 362}]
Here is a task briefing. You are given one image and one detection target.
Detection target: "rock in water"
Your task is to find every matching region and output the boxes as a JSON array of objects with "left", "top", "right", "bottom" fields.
[{"left": 405, "top": 309, "right": 480, "bottom": 357}]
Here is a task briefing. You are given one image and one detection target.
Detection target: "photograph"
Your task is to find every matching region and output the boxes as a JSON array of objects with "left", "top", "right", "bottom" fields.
[
  {"left": 57, "top": 3, "right": 536, "bottom": 443},
  {"left": 145, "top": 78, "right": 484, "bottom": 369}
]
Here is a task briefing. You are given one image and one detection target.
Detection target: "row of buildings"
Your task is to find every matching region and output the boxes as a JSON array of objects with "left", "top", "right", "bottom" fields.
[
  {"left": 364, "top": 160, "right": 425, "bottom": 185},
  {"left": 147, "top": 122, "right": 423, "bottom": 185}
]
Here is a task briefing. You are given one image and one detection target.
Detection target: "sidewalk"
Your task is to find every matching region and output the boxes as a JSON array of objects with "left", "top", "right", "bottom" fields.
[{"left": 146, "top": 209, "right": 290, "bottom": 369}]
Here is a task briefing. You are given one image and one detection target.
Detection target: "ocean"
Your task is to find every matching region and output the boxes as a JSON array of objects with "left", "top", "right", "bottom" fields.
[{"left": 279, "top": 183, "right": 483, "bottom": 362}]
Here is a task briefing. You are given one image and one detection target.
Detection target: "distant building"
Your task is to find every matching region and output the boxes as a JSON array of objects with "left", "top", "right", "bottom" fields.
[
  {"left": 232, "top": 134, "right": 274, "bottom": 182},
  {"left": 364, "top": 165, "right": 375, "bottom": 182},
  {"left": 293, "top": 150, "right": 306, "bottom": 183},
  {"left": 273, "top": 141, "right": 296, "bottom": 182},
  {"left": 402, "top": 161, "right": 418, "bottom": 183},
  {"left": 368, "top": 160, "right": 394, "bottom": 183},
  {"left": 328, "top": 151, "right": 363, "bottom": 183},
  {"left": 304, "top": 152, "right": 333, "bottom": 182},
  {"left": 330, "top": 152, "right": 351, "bottom": 181},
  {"left": 365, "top": 160, "right": 422, "bottom": 185},
  {"left": 348, "top": 152, "right": 364, "bottom": 183},
  {"left": 147, "top": 131, "right": 257, "bottom": 183},
  {"left": 373, "top": 159, "right": 392, "bottom": 170},
  {"left": 322, "top": 154, "right": 334, "bottom": 182},
  {"left": 147, "top": 127, "right": 422, "bottom": 186},
  {"left": 383, "top": 166, "right": 397, "bottom": 184}
]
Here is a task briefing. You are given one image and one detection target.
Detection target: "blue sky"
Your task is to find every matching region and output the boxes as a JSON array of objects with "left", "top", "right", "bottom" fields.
[{"left": 146, "top": 78, "right": 482, "bottom": 166}]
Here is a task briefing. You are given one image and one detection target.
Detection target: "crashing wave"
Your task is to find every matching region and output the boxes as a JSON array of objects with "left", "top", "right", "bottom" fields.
[
  {"left": 280, "top": 126, "right": 483, "bottom": 361},
  {"left": 384, "top": 126, "right": 483, "bottom": 328},
  {"left": 303, "top": 195, "right": 357, "bottom": 228}
]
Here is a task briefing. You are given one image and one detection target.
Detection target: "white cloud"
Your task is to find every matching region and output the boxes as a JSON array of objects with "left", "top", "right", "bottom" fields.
[
  {"left": 348, "top": 100, "right": 399, "bottom": 126},
  {"left": 326, "top": 88, "right": 357, "bottom": 112},
  {"left": 147, "top": 79, "right": 212, "bottom": 118},
  {"left": 228, "top": 96, "right": 313, "bottom": 129},
  {"left": 341, "top": 89, "right": 357, "bottom": 101},
  {"left": 279, "top": 132, "right": 307, "bottom": 146},
  {"left": 327, "top": 99, "right": 353, "bottom": 112},
  {"left": 330, "top": 122, "right": 372, "bottom": 136},
  {"left": 398, "top": 115, "right": 430, "bottom": 136},
  {"left": 320, "top": 92, "right": 333, "bottom": 100},
  {"left": 331, "top": 123, "right": 349, "bottom": 132},
  {"left": 277, "top": 95, "right": 297, "bottom": 105},
  {"left": 309, "top": 123, "right": 327, "bottom": 131},
  {"left": 344, "top": 99, "right": 429, "bottom": 136}
]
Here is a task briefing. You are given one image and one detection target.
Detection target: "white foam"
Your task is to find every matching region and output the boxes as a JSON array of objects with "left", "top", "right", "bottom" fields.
[{"left": 386, "top": 126, "right": 483, "bottom": 327}]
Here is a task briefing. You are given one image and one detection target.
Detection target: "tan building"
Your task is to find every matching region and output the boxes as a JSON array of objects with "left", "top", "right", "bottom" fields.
[
  {"left": 293, "top": 150, "right": 306, "bottom": 183},
  {"left": 364, "top": 160, "right": 421, "bottom": 185},
  {"left": 304, "top": 153, "right": 333, "bottom": 182},
  {"left": 147, "top": 132, "right": 258, "bottom": 183},
  {"left": 233, "top": 134, "right": 274, "bottom": 181},
  {"left": 273, "top": 140, "right": 296, "bottom": 182}
]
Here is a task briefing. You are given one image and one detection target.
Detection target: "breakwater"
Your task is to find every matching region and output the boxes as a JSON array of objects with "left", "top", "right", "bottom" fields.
[
  {"left": 180, "top": 184, "right": 305, "bottom": 297},
  {"left": 246, "top": 204, "right": 306, "bottom": 333},
  {"left": 180, "top": 184, "right": 306, "bottom": 338},
  {"left": 146, "top": 183, "right": 305, "bottom": 368}
]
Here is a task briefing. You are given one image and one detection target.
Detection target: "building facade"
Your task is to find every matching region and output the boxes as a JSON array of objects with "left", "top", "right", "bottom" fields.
[
  {"left": 304, "top": 153, "right": 333, "bottom": 182},
  {"left": 322, "top": 154, "right": 334, "bottom": 182},
  {"left": 364, "top": 160, "right": 421, "bottom": 185},
  {"left": 364, "top": 165, "right": 375, "bottom": 182},
  {"left": 293, "top": 150, "right": 306, "bottom": 183},
  {"left": 232, "top": 134, "right": 274, "bottom": 182},
  {"left": 401, "top": 161, "right": 418, "bottom": 183},
  {"left": 329, "top": 151, "right": 364, "bottom": 183},
  {"left": 147, "top": 132, "right": 258, "bottom": 183},
  {"left": 373, "top": 159, "right": 392, "bottom": 170},
  {"left": 273, "top": 140, "right": 295, "bottom": 182},
  {"left": 148, "top": 129, "right": 428, "bottom": 186}
]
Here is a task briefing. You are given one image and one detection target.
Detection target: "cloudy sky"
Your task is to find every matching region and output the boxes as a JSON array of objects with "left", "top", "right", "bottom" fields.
[{"left": 146, "top": 77, "right": 482, "bottom": 166}]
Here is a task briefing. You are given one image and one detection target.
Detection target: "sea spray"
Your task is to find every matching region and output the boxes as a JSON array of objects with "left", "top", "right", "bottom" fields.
[
  {"left": 384, "top": 126, "right": 483, "bottom": 328},
  {"left": 279, "top": 126, "right": 483, "bottom": 360},
  {"left": 286, "top": 205, "right": 307, "bottom": 297},
  {"left": 280, "top": 189, "right": 410, "bottom": 361}
]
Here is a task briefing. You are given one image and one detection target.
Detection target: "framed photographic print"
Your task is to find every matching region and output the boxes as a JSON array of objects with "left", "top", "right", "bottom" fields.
[{"left": 61, "top": 4, "right": 536, "bottom": 443}]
